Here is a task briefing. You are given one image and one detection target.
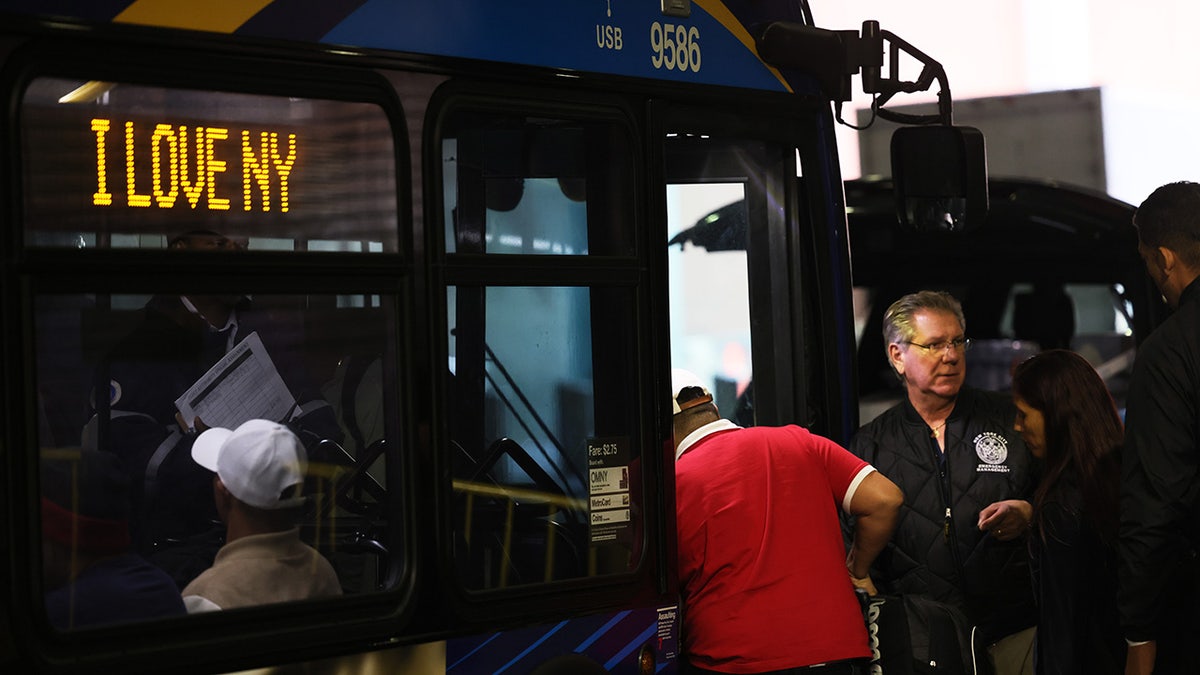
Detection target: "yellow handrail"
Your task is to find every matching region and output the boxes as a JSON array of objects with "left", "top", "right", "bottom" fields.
[{"left": 453, "top": 479, "right": 587, "bottom": 586}]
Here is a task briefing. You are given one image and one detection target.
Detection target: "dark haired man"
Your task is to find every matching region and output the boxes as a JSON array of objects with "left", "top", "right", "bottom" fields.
[{"left": 1119, "top": 180, "right": 1200, "bottom": 675}]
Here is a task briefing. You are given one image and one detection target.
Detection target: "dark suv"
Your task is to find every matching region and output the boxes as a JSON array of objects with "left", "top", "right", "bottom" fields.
[{"left": 846, "top": 176, "right": 1168, "bottom": 422}]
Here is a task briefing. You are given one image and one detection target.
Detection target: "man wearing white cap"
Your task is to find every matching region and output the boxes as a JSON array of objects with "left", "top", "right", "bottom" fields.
[
  {"left": 181, "top": 419, "right": 341, "bottom": 612},
  {"left": 671, "top": 369, "right": 903, "bottom": 674}
]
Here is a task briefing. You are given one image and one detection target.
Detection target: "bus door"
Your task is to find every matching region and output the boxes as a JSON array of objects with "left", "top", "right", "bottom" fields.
[
  {"left": 432, "top": 81, "right": 674, "bottom": 672},
  {"left": 662, "top": 105, "right": 855, "bottom": 440}
]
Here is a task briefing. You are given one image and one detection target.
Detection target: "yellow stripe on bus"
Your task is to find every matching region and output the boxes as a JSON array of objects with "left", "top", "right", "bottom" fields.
[
  {"left": 694, "top": 0, "right": 792, "bottom": 93},
  {"left": 115, "top": 0, "right": 274, "bottom": 33}
]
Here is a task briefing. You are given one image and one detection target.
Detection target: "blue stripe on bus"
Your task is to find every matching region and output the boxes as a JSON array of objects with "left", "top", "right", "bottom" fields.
[
  {"left": 495, "top": 620, "right": 568, "bottom": 674},
  {"left": 445, "top": 607, "right": 669, "bottom": 670},
  {"left": 574, "top": 609, "right": 631, "bottom": 653},
  {"left": 604, "top": 621, "right": 657, "bottom": 671},
  {"left": 446, "top": 630, "right": 503, "bottom": 671}
]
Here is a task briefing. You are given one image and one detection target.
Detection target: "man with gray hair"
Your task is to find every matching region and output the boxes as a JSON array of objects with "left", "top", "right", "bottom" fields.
[{"left": 848, "top": 290, "right": 1038, "bottom": 674}]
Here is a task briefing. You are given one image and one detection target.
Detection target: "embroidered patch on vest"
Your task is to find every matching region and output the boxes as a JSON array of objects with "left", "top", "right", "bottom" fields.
[{"left": 974, "top": 431, "right": 1010, "bottom": 472}]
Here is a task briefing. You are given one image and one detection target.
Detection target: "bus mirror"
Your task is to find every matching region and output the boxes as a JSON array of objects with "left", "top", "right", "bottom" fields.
[{"left": 891, "top": 125, "right": 987, "bottom": 233}]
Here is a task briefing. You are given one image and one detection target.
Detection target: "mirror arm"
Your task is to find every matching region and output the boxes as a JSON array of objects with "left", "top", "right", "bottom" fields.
[{"left": 756, "top": 19, "right": 952, "bottom": 124}]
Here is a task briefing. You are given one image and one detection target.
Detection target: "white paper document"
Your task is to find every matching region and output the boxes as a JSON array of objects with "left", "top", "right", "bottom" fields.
[{"left": 174, "top": 331, "right": 296, "bottom": 430}]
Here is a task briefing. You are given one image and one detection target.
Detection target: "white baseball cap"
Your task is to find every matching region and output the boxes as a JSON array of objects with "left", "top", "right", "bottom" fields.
[
  {"left": 191, "top": 419, "right": 308, "bottom": 510},
  {"left": 672, "top": 368, "right": 713, "bottom": 415}
]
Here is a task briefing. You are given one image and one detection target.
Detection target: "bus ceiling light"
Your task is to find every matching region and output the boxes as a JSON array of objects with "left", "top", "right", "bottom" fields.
[{"left": 756, "top": 19, "right": 988, "bottom": 232}]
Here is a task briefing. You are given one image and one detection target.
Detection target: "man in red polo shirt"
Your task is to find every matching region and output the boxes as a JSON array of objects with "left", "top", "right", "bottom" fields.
[{"left": 673, "top": 370, "right": 902, "bottom": 674}]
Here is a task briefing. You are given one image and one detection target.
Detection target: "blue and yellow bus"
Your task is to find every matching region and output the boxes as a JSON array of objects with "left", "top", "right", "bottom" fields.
[{"left": 0, "top": 1, "right": 970, "bottom": 672}]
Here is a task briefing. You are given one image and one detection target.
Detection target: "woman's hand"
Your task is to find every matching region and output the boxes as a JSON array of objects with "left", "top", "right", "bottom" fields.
[{"left": 977, "top": 499, "right": 1032, "bottom": 541}]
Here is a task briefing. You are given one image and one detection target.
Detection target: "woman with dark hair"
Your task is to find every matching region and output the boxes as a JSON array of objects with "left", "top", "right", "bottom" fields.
[{"left": 1010, "top": 349, "right": 1126, "bottom": 675}]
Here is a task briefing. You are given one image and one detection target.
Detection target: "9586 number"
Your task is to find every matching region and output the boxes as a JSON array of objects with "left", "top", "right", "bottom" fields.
[{"left": 650, "top": 22, "right": 700, "bottom": 73}]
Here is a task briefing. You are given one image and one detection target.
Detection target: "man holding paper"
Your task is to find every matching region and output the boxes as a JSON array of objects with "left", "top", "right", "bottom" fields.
[{"left": 87, "top": 231, "right": 341, "bottom": 588}]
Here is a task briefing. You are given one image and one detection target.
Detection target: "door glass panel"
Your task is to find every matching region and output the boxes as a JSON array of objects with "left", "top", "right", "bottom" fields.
[
  {"left": 667, "top": 183, "right": 753, "bottom": 424},
  {"left": 664, "top": 134, "right": 794, "bottom": 428},
  {"left": 438, "top": 102, "right": 642, "bottom": 590},
  {"left": 440, "top": 109, "right": 634, "bottom": 257},
  {"left": 447, "top": 285, "right": 641, "bottom": 589}
]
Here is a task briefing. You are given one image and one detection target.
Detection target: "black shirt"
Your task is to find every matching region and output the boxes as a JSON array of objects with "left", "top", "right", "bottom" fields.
[{"left": 1119, "top": 276, "right": 1200, "bottom": 643}]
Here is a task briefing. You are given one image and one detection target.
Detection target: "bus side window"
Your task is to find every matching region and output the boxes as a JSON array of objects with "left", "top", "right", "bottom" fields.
[{"left": 34, "top": 291, "right": 402, "bottom": 625}]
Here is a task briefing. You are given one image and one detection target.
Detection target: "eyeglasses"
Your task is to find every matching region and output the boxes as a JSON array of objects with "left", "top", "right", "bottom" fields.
[{"left": 904, "top": 337, "right": 971, "bottom": 355}]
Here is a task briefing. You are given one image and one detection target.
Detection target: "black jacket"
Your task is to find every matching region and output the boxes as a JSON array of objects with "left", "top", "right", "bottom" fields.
[
  {"left": 1031, "top": 474, "right": 1124, "bottom": 675},
  {"left": 1120, "top": 277, "right": 1200, "bottom": 665},
  {"left": 850, "top": 387, "right": 1038, "bottom": 643}
]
